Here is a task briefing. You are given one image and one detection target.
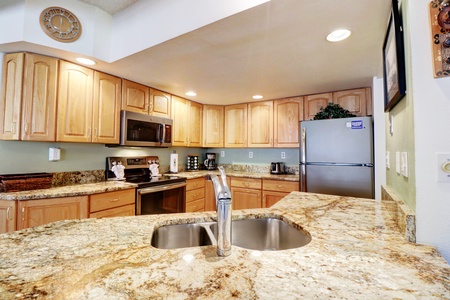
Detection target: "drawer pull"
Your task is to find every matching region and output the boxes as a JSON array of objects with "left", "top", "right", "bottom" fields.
[
  {"left": 243, "top": 182, "right": 250, "bottom": 187},
  {"left": 21, "top": 207, "right": 25, "bottom": 221},
  {"left": 110, "top": 198, "right": 120, "bottom": 202},
  {"left": 277, "top": 185, "right": 285, "bottom": 188},
  {"left": 6, "top": 207, "right": 10, "bottom": 220}
]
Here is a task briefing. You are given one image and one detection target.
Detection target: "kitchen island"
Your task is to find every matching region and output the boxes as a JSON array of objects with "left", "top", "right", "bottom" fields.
[{"left": 0, "top": 192, "right": 449, "bottom": 299}]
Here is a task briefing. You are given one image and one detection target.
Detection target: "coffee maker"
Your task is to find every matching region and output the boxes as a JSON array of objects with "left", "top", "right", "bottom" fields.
[{"left": 204, "top": 153, "right": 217, "bottom": 170}]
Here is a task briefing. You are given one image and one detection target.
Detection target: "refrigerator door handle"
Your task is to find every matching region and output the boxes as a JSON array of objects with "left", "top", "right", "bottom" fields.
[
  {"left": 300, "top": 127, "right": 307, "bottom": 192},
  {"left": 305, "top": 162, "right": 374, "bottom": 167}
]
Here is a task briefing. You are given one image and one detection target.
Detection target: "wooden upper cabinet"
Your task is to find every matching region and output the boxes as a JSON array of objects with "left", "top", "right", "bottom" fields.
[
  {"left": 248, "top": 101, "right": 273, "bottom": 147},
  {"left": 121, "top": 79, "right": 150, "bottom": 114},
  {"left": 171, "top": 95, "right": 189, "bottom": 146},
  {"left": 188, "top": 101, "right": 203, "bottom": 147},
  {"left": 225, "top": 103, "right": 247, "bottom": 148},
  {"left": 333, "top": 88, "right": 367, "bottom": 117},
  {"left": 274, "top": 97, "right": 303, "bottom": 148},
  {"left": 203, "top": 105, "right": 224, "bottom": 147},
  {"left": 303, "top": 93, "right": 332, "bottom": 120},
  {"left": 0, "top": 53, "right": 24, "bottom": 140},
  {"left": 150, "top": 88, "right": 171, "bottom": 118},
  {"left": 21, "top": 54, "right": 58, "bottom": 141},
  {"left": 57, "top": 61, "right": 94, "bottom": 142},
  {"left": 92, "top": 71, "right": 121, "bottom": 144}
]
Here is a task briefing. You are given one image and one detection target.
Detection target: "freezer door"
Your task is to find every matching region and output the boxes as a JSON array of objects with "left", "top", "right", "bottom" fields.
[
  {"left": 301, "top": 117, "right": 373, "bottom": 164},
  {"left": 303, "top": 164, "right": 374, "bottom": 199}
]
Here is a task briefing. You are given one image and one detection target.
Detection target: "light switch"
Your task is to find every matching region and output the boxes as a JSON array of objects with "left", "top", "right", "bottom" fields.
[
  {"left": 49, "top": 147, "right": 60, "bottom": 161},
  {"left": 401, "top": 152, "right": 408, "bottom": 177},
  {"left": 385, "top": 151, "right": 390, "bottom": 169},
  {"left": 395, "top": 152, "right": 400, "bottom": 174}
]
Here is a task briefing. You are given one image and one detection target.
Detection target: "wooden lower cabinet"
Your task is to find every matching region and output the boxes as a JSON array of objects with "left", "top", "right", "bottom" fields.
[
  {"left": 0, "top": 200, "right": 16, "bottom": 233},
  {"left": 230, "top": 177, "right": 262, "bottom": 209},
  {"left": 89, "top": 189, "right": 135, "bottom": 218},
  {"left": 17, "top": 196, "right": 89, "bottom": 230},
  {"left": 262, "top": 179, "right": 299, "bottom": 207},
  {"left": 185, "top": 178, "right": 205, "bottom": 212}
]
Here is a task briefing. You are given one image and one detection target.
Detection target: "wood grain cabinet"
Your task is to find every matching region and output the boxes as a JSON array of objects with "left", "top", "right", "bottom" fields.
[
  {"left": 0, "top": 200, "right": 16, "bottom": 233},
  {"left": 303, "top": 93, "right": 333, "bottom": 121},
  {"left": 262, "top": 179, "right": 299, "bottom": 208},
  {"left": 274, "top": 97, "right": 303, "bottom": 148},
  {"left": 17, "top": 196, "right": 89, "bottom": 230},
  {"left": 89, "top": 189, "right": 135, "bottom": 218},
  {"left": 149, "top": 88, "right": 171, "bottom": 118},
  {"left": 248, "top": 101, "right": 273, "bottom": 147},
  {"left": 121, "top": 79, "right": 150, "bottom": 114},
  {"left": 230, "top": 177, "right": 262, "bottom": 209},
  {"left": 188, "top": 101, "right": 203, "bottom": 147},
  {"left": 224, "top": 103, "right": 247, "bottom": 148},
  {"left": 171, "top": 96, "right": 203, "bottom": 147},
  {"left": 333, "top": 88, "right": 369, "bottom": 117},
  {"left": 185, "top": 178, "right": 205, "bottom": 212},
  {"left": 203, "top": 105, "right": 224, "bottom": 147},
  {"left": 0, "top": 53, "right": 58, "bottom": 141}
]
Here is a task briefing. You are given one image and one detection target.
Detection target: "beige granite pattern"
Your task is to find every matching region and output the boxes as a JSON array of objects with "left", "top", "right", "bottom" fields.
[
  {"left": 174, "top": 170, "right": 299, "bottom": 182},
  {"left": 0, "top": 192, "right": 449, "bottom": 299},
  {"left": 51, "top": 170, "right": 105, "bottom": 187},
  {"left": 0, "top": 181, "right": 136, "bottom": 201}
]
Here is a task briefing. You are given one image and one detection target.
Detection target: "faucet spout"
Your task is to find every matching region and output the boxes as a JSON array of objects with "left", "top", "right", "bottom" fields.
[{"left": 210, "top": 166, "right": 232, "bottom": 256}]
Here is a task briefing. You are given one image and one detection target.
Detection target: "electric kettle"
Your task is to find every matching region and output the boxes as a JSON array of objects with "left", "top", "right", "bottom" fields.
[{"left": 270, "top": 162, "right": 284, "bottom": 174}]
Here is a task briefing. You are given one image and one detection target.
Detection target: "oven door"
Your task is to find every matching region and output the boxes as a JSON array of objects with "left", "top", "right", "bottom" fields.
[{"left": 136, "top": 182, "right": 186, "bottom": 215}]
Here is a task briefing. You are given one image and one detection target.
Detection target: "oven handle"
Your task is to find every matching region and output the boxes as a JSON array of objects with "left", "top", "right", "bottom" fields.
[{"left": 138, "top": 182, "right": 187, "bottom": 195}]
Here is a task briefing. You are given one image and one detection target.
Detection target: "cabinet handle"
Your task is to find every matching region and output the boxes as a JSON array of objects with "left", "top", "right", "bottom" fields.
[
  {"left": 11, "top": 122, "right": 16, "bottom": 134},
  {"left": 6, "top": 207, "right": 10, "bottom": 220},
  {"left": 21, "top": 207, "right": 25, "bottom": 221},
  {"left": 243, "top": 182, "right": 250, "bottom": 187},
  {"left": 276, "top": 185, "right": 285, "bottom": 188},
  {"left": 94, "top": 128, "right": 98, "bottom": 138},
  {"left": 87, "top": 128, "right": 91, "bottom": 137},
  {"left": 110, "top": 198, "right": 120, "bottom": 202},
  {"left": 24, "top": 123, "right": 28, "bottom": 133}
]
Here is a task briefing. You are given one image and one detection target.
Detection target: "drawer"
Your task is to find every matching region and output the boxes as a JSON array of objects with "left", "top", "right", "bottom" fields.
[
  {"left": 89, "top": 204, "right": 135, "bottom": 219},
  {"left": 90, "top": 189, "right": 135, "bottom": 213},
  {"left": 231, "top": 177, "right": 261, "bottom": 189},
  {"left": 263, "top": 180, "right": 299, "bottom": 192},
  {"left": 185, "top": 198, "right": 205, "bottom": 212},
  {"left": 186, "top": 188, "right": 205, "bottom": 203},
  {"left": 186, "top": 178, "right": 205, "bottom": 191}
]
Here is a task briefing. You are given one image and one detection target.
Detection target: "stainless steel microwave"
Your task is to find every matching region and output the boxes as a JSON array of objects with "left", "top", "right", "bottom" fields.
[{"left": 119, "top": 110, "right": 172, "bottom": 147}]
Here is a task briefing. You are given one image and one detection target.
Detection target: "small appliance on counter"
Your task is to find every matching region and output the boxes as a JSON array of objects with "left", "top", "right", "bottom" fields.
[
  {"left": 186, "top": 155, "right": 199, "bottom": 171},
  {"left": 270, "top": 162, "right": 285, "bottom": 174},
  {"left": 169, "top": 150, "right": 178, "bottom": 173},
  {"left": 204, "top": 153, "right": 217, "bottom": 170}
]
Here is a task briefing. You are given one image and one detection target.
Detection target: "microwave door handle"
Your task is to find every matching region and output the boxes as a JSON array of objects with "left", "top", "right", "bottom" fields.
[{"left": 158, "top": 124, "right": 164, "bottom": 143}]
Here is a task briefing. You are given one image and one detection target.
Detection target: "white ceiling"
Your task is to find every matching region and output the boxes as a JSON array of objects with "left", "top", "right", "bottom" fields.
[{"left": 6, "top": 0, "right": 393, "bottom": 105}]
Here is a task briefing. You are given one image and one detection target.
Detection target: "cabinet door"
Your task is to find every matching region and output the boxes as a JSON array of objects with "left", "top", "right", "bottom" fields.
[
  {"left": 274, "top": 97, "right": 303, "bottom": 148},
  {"left": 203, "top": 105, "right": 224, "bottom": 147},
  {"left": 248, "top": 101, "right": 273, "bottom": 147},
  {"left": 231, "top": 187, "right": 262, "bottom": 209},
  {"left": 224, "top": 104, "right": 247, "bottom": 148},
  {"left": 303, "top": 93, "right": 332, "bottom": 120},
  {"left": 92, "top": 71, "right": 121, "bottom": 144},
  {"left": 188, "top": 101, "right": 202, "bottom": 147},
  {"left": 171, "top": 95, "right": 189, "bottom": 146},
  {"left": 21, "top": 54, "right": 58, "bottom": 141},
  {"left": 262, "top": 191, "right": 289, "bottom": 208},
  {"left": 0, "top": 53, "right": 24, "bottom": 140},
  {"left": 17, "top": 196, "right": 89, "bottom": 230},
  {"left": 0, "top": 200, "right": 16, "bottom": 233},
  {"left": 121, "top": 79, "right": 150, "bottom": 114},
  {"left": 57, "top": 61, "right": 94, "bottom": 142},
  {"left": 150, "top": 88, "right": 171, "bottom": 118},
  {"left": 333, "top": 88, "right": 367, "bottom": 116}
]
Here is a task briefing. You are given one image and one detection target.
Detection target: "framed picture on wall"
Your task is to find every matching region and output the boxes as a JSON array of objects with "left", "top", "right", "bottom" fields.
[{"left": 383, "top": 0, "right": 406, "bottom": 112}]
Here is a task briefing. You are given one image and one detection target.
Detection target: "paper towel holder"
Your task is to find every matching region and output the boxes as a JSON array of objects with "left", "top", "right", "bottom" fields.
[{"left": 169, "top": 150, "right": 178, "bottom": 174}]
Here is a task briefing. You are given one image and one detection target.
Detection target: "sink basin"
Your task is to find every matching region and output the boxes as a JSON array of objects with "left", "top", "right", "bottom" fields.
[
  {"left": 151, "top": 218, "right": 311, "bottom": 251},
  {"left": 151, "top": 223, "right": 215, "bottom": 249}
]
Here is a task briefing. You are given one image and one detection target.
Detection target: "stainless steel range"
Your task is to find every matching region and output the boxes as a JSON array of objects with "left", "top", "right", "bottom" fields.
[{"left": 106, "top": 156, "right": 186, "bottom": 215}]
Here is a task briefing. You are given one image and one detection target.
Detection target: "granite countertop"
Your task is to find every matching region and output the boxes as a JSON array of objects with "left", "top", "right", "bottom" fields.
[
  {"left": 0, "top": 181, "right": 137, "bottom": 201},
  {"left": 174, "top": 170, "right": 299, "bottom": 181},
  {"left": 0, "top": 192, "right": 449, "bottom": 299}
]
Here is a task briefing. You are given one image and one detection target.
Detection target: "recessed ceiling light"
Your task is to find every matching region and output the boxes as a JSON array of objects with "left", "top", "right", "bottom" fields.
[
  {"left": 76, "top": 57, "right": 96, "bottom": 65},
  {"left": 252, "top": 95, "right": 263, "bottom": 99},
  {"left": 185, "top": 91, "right": 197, "bottom": 96},
  {"left": 326, "top": 29, "right": 351, "bottom": 42}
]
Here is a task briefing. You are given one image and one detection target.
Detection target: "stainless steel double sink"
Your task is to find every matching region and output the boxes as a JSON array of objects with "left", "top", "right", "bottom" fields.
[{"left": 151, "top": 218, "right": 311, "bottom": 251}]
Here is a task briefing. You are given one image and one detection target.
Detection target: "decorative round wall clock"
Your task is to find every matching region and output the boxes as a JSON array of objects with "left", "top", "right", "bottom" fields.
[{"left": 39, "top": 7, "right": 82, "bottom": 43}]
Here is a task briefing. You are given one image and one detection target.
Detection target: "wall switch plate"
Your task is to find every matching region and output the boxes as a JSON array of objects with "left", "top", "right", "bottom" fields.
[
  {"left": 49, "top": 147, "right": 60, "bottom": 161},
  {"left": 249, "top": 151, "right": 253, "bottom": 158},
  {"left": 389, "top": 115, "right": 394, "bottom": 135},
  {"left": 385, "top": 151, "right": 390, "bottom": 169},
  {"left": 281, "top": 152, "right": 286, "bottom": 159},
  {"left": 400, "top": 152, "right": 408, "bottom": 177},
  {"left": 220, "top": 151, "right": 225, "bottom": 158},
  {"left": 395, "top": 151, "right": 400, "bottom": 174},
  {"left": 437, "top": 153, "right": 450, "bottom": 182}
]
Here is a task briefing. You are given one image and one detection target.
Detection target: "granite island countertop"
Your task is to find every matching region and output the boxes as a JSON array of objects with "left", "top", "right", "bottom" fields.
[{"left": 0, "top": 192, "right": 449, "bottom": 299}]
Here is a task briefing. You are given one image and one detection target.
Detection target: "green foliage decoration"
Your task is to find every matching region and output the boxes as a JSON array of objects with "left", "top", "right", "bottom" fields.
[{"left": 313, "top": 102, "right": 356, "bottom": 120}]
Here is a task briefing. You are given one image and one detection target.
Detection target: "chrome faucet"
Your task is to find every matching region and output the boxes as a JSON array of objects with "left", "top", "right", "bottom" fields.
[{"left": 210, "top": 166, "right": 232, "bottom": 256}]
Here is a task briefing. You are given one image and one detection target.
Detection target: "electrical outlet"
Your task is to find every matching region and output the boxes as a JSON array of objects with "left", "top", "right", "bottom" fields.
[
  {"left": 220, "top": 151, "right": 225, "bottom": 158},
  {"left": 249, "top": 152, "right": 253, "bottom": 158},
  {"left": 395, "top": 151, "right": 400, "bottom": 174},
  {"left": 281, "top": 152, "right": 286, "bottom": 159},
  {"left": 401, "top": 152, "right": 408, "bottom": 177}
]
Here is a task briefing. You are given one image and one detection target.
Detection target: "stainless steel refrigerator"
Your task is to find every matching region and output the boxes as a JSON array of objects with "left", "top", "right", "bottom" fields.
[{"left": 299, "top": 116, "right": 374, "bottom": 198}]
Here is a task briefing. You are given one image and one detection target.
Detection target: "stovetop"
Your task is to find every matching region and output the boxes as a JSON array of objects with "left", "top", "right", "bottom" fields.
[{"left": 106, "top": 156, "right": 185, "bottom": 188}]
